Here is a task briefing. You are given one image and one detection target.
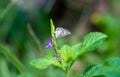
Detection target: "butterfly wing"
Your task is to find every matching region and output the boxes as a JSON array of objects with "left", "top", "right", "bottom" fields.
[
  {"left": 63, "top": 28, "right": 71, "bottom": 36},
  {"left": 54, "top": 27, "right": 63, "bottom": 38},
  {"left": 55, "top": 27, "right": 71, "bottom": 38}
]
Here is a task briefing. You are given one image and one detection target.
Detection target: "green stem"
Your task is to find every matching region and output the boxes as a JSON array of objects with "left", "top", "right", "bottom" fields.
[
  {"left": 50, "top": 19, "right": 63, "bottom": 63},
  {"left": 0, "top": 44, "right": 25, "bottom": 75},
  {"left": 0, "top": 2, "right": 14, "bottom": 20},
  {"left": 27, "top": 23, "right": 43, "bottom": 53},
  {"left": 65, "top": 70, "right": 70, "bottom": 77}
]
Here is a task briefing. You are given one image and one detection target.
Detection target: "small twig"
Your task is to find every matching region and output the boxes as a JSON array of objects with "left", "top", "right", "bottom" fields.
[
  {"left": 27, "top": 23, "right": 43, "bottom": 53},
  {"left": 0, "top": 2, "right": 14, "bottom": 20},
  {"left": 0, "top": 44, "right": 25, "bottom": 75},
  {"left": 50, "top": 19, "right": 63, "bottom": 64},
  {"left": 65, "top": 70, "right": 69, "bottom": 77}
]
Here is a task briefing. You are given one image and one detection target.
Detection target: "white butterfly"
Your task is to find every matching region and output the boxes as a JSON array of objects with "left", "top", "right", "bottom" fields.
[{"left": 54, "top": 27, "right": 71, "bottom": 38}]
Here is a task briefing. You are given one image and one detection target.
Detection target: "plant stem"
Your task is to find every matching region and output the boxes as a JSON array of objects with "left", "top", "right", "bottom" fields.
[
  {"left": 65, "top": 70, "right": 70, "bottom": 77},
  {"left": 0, "top": 2, "right": 14, "bottom": 20},
  {"left": 27, "top": 23, "right": 43, "bottom": 53},
  {"left": 0, "top": 44, "right": 25, "bottom": 75},
  {"left": 50, "top": 19, "right": 63, "bottom": 63}
]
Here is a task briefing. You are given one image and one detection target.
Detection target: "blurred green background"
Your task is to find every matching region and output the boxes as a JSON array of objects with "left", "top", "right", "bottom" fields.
[{"left": 0, "top": 0, "right": 120, "bottom": 77}]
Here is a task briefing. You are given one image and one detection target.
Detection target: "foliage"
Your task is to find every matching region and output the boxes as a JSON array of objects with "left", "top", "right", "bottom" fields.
[
  {"left": 0, "top": 0, "right": 120, "bottom": 77},
  {"left": 79, "top": 57, "right": 120, "bottom": 77},
  {"left": 30, "top": 19, "right": 107, "bottom": 77}
]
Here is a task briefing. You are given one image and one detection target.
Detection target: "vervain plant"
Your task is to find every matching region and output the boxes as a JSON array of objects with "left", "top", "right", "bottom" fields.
[{"left": 30, "top": 19, "right": 108, "bottom": 77}]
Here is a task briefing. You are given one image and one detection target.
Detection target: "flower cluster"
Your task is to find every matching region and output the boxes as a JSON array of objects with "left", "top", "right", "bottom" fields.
[{"left": 46, "top": 27, "right": 71, "bottom": 49}]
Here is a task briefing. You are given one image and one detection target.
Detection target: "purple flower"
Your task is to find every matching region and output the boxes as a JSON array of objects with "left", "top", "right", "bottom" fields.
[{"left": 46, "top": 38, "right": 53, "bottom": 48}]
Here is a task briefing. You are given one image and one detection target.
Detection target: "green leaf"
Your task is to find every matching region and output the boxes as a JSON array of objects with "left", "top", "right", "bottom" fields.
[
  {"left": 60, "top": 45, "right": 76, "bottom": 71},
  {"left": 60, "top": 45, "right": 76, "bottom": 62},
  {"left": 30, "top": 56, "right": 62, "bottom": 70},
  {"left": 102, "top": 57, "right": 120, "bottom": 77},
  {"left": 79, "top": 64, "right": 103, "bottom": 77},
  {"left": 72, "top": 32, "right": 107, "bottom": 56},
  {"left": 79, "top": 57, "right": 120, "bottom": 77},
  {"left": 104, "top": 57, "right": 120, "bottom": 69},
  {"left": 72, "top": 43, "right": 82, "bottom": 57}
]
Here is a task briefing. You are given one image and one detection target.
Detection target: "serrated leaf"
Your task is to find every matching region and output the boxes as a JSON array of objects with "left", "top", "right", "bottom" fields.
[
  {"left": 102, "top": 57, "right": 120, "bottom": 77},
  {"left": 79, "top": 57, "right": 120, "bottom": 77},
  {"left": 72, "top": 32, "right": 107, "bottom": 56},
  {"left": 79, "top": 64, "right": 103, "bottom": 77},
  {"left": 31, "top": 58, "right": 53, "bottom": 69},
  {"left": 72, "top": 43, "right": 82, "bottom": 56},
  {"left": 30, "top": 56, "right": 62, "bottom": 70},
  {"left": 104, "top": 57, "right": 120, "bottom": 69},
  {"left": 60, "top": 45, "right": 76, "bottom": 62}
]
